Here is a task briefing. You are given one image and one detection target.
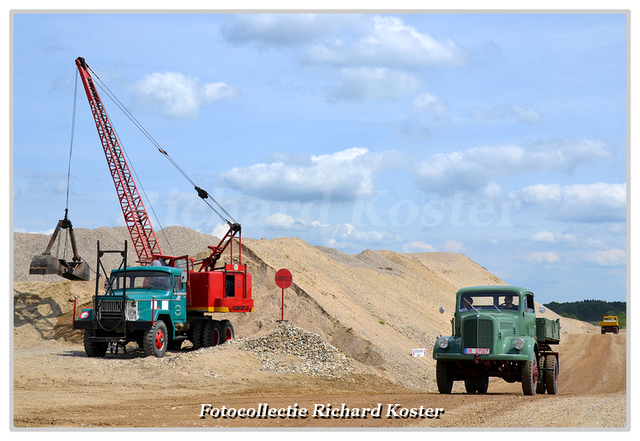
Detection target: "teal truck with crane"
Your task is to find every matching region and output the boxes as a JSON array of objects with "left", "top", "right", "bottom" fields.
[{"left": 34, "top": 57, "right": 254, "bottom": 357}]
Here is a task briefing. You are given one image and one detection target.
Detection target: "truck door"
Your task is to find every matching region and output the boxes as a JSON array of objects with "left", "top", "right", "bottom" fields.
[{"left": 524, "top": 292, "right": 536, "bottom": 337}]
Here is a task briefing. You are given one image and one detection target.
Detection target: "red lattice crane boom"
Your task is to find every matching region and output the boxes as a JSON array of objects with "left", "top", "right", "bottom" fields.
[{"left": 75, "top": 57, "right": 161, "bottom": 264}]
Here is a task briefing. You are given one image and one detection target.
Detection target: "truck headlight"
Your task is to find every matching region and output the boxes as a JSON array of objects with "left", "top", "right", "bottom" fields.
[
  {"left": 125, "top": 300, "right": 139, "bottom": 321},
  {"left": 438, "top": 338, "right": 449, "bottom": 349},
  {"left": 513, "top": 337, "right": 525, "bottom": 350}
]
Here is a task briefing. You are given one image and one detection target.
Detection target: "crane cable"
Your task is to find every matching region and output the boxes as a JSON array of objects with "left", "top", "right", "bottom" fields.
[{"left": 86, "top": 65, "right": 238, "bottom": 227}]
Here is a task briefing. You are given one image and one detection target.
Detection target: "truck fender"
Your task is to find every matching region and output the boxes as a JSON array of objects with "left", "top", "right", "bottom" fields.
[{"left": 506, "top": 336, "right": 537, "bottom": 361}]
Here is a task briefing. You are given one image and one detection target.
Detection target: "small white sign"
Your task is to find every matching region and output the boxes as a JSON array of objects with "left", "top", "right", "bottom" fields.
[{"left": 412, "top": 348, "right": 427, "bottom": 357}]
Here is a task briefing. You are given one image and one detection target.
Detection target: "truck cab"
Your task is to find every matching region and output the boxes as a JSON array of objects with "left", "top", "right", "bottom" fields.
[{"left": 433, "top": 286, "right": 560, "bottom": 396}]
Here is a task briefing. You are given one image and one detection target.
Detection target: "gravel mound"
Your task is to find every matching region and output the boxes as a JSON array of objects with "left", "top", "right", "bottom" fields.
[{"left": 238, "top": 322, "right": 359, "bottom": 378}]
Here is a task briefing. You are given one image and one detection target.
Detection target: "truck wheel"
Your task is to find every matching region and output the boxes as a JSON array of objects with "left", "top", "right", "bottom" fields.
[
  {"left": 544, "top": 354, "right": 559, "bottom": 394},
  {"left": 144, "top": 320, "right": 168, "bottom": 357},
  {"left": 436, "top": 360, "right": 454, "bottom": 394},
  {"left": 464, "top": 377, "right": 489, "bottom": 394},
  {"left": 220, "top": 320, "right": 234, "bottom": 343},
  {"left": 190, "top": 320, "right": 204, "bottom": 350},
  {"left": 536, "top": 355, "right": 546, "bottom": 394},
  {"left": 202, "top": 320, "right": 222, "bottom": 347},
  {"left": 464, "top": 379, "right": 477, "bottom": 394},
  {"left": 83, "top": 330, "right": 108, "bottom": 357},
  {"left": 521, "top": 356, "right": 538, "bottom": 396},
  {"left": 476, "top": 377, "right": 489, "bottom": 394}
]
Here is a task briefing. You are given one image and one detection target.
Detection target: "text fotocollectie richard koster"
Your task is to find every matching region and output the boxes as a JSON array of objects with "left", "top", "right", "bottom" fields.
[{"left": 199, "top": 403, "right": 445, "bottom": 420}]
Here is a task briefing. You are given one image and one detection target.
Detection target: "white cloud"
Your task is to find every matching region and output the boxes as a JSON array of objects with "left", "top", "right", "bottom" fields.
[
  {"left": 130, "top": 72, "right": 239, "bottom": 119},
  {"left": 412, "top": 93, "right": 449, "bottom": 125},
  {"left": 326, "top": 223, "right": 402, "bottom": 249},
  {"left": 524, "top": 251, "right": 560, "bottom": 264},
  {"left": 531, "top": 231, "right": 555, "bottom": 242},
  {"left": 467, "top": 103, "right": 542, "bottom": 124},
  {"left": 219, "top": 147, "right": 404, "bottom": 201},
  {"left": 264, "top": 213, "right": 306, "bottom": 230},
  {"left": 402, "top": 241, "right": 436, "bottom": 253},
  {"left": 327, "top": 67, "right": 420, "bottom": 103},
  {"left": 585, "top": 249, "right": 626, "bottom": 266},
  {"left": 414, "top": 138, "right": 615, "bottom": 197},
  {"left": 211, "top": 223, "right": 229, "bottom": 239},
  {"left": 221, "top": 14, "right": 363, "bottom": 48},
  {"left": 301, "top": 16, "right": 467, "bottom": 69},
  {"left": 531, "top": 231, "right": 578, "bottom": 243},
  {"left": 443, "top": 239, "right": 465, "bottom": 252},
  {"left": 512, "top": 182, "right": 626, "bottom": 223}
]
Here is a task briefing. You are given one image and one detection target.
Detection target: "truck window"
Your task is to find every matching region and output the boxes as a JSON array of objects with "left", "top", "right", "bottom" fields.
[
  {"left": 109, "top": 271, "right": 172, "bottom": 291},
  {"left": 499, "top": 295, "right": 519, "bottom": 311},
  {"left": 525, "top": 294, "right": 535, "bottom": 312}
]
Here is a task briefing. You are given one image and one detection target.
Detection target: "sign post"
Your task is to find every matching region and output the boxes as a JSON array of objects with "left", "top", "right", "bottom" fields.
[{"left": 275, "top": 268, "right": 292, "bottom": 322}]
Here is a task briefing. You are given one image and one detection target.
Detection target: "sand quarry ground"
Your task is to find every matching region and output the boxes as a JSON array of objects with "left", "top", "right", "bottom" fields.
[{"left": 12, "top": 226, "right": 628, "bottom": 429}]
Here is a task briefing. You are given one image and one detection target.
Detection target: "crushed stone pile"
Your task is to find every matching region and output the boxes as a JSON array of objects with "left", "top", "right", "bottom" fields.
[{"left": 238, "top": 322, "right": 359, "bottom": 378}]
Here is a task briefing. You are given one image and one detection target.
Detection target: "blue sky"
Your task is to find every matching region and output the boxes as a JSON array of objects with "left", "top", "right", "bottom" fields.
[{"left": 10, "top": 11, "right": 628, "bottom": 304}]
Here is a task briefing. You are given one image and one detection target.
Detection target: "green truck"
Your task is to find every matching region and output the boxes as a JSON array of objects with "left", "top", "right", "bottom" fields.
[{"left": 433, "top": 286, "right": 560, "bottom": 396}]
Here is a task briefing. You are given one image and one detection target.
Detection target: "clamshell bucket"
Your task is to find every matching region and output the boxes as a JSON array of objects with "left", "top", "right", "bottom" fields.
[
  {"left": 29, "top": 254, "right": 90, "bottom": 281},
  {"left": 28, "top": 211, "right": 91, "bottom": 281}
]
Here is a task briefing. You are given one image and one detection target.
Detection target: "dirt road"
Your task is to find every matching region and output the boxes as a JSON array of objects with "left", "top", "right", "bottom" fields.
[{"left": 12, "top": 330, "right": 626, "bottom": 429}]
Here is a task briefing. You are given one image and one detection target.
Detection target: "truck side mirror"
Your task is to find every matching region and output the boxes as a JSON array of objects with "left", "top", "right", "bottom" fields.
[
  {"left": 439, "top": 306, "right": 445, "bottom": 314},
  {"left": 539, "top": 306, "right": 546, "bottom": 313},
  {"left": 181, "top": 271, "right": 188, "bottom": 283}
]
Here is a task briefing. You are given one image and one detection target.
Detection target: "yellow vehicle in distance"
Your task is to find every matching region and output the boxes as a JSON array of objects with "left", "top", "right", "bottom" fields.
[{"left": 599, "top": 315, "right": 619, "bottom": 334}]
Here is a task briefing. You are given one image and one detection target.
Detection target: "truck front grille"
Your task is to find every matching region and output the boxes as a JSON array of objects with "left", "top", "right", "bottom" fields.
[
  {"left": 98, "top": 300, "right": 124, "bottom": 321},
  {"left": 462, "top": 318, "right": 493, "bottom": 350}
]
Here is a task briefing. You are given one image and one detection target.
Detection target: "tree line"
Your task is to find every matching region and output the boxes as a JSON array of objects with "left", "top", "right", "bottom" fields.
[{"left": 544, "top": 299, "right": 627, "bottom": 327}]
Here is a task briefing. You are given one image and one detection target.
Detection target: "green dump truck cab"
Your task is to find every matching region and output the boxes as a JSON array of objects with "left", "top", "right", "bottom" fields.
[{"left": 433, "top": 286, "right": 560, "bottom": 396}]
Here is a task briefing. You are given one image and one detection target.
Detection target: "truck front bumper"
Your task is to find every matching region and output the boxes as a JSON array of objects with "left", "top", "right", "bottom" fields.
[
  {"left": 74, "top": 320, "right": 154, "bottom": 331},
  {"left": 434, "top": 353, "right": 530, "bottom": 362}
]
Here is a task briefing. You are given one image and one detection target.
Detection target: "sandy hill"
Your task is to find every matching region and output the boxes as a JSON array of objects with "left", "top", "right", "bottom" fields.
[{"left": 13, "top": 227, "right": 597, "bottom": 388}]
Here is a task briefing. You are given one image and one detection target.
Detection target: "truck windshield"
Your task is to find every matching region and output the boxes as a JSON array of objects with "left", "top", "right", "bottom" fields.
[
  {"left": 459, "top": 293, "right": 519, "bottom": 311},
  {"left": 108, "top": 271, "right": 172, "bottom": 291}
]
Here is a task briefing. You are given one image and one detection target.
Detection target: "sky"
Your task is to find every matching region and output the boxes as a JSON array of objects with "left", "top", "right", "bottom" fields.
[{"left": 10, "top": 10, "right": 629, "bottom": 304}]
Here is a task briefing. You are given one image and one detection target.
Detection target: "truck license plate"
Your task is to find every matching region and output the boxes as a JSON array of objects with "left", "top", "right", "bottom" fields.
[{"left": 465, "top": 348, "right": 489, "bottom": 354}]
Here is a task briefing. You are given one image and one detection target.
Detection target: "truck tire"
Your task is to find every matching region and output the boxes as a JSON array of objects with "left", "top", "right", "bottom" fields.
[
  {"left": 83, "top": 330, "right": 108, "bottom": 357},
  {"left": 464, "top": 379, "right": 476, "bottom": 394},
  {"left": 536, "top": 355, "right": 546, "bottom": 394},
  {"left": 465, "top": 377, "right": 489, "bottom": 394},
  {"left": 190, "top": 320, "right": 204, "bottom": 350},
  {"left": 544, "top": 354, "right": 559, "bottom": 394},
  {"left": 436, "top": 360, "right": 454, "bottom": 394},
  {"left": 521, "top": 356, "right": 538, "bottom": 396},
  {"left": 476, "top": 377, "right": 489, "bottom": 394},
  {"left": 202, "top": 320, "right": 222, "bottom": 347},
  {"left": 144, "top": 320, "right": 168, "bottom": 358},
  {"left": 220, "top": 320, "right": 234, "bottom": 343}
]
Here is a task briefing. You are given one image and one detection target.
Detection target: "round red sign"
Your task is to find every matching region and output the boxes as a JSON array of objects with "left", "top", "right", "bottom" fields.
[{"left": 275, "top": 268, "right": 292, "bottom": 289}]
